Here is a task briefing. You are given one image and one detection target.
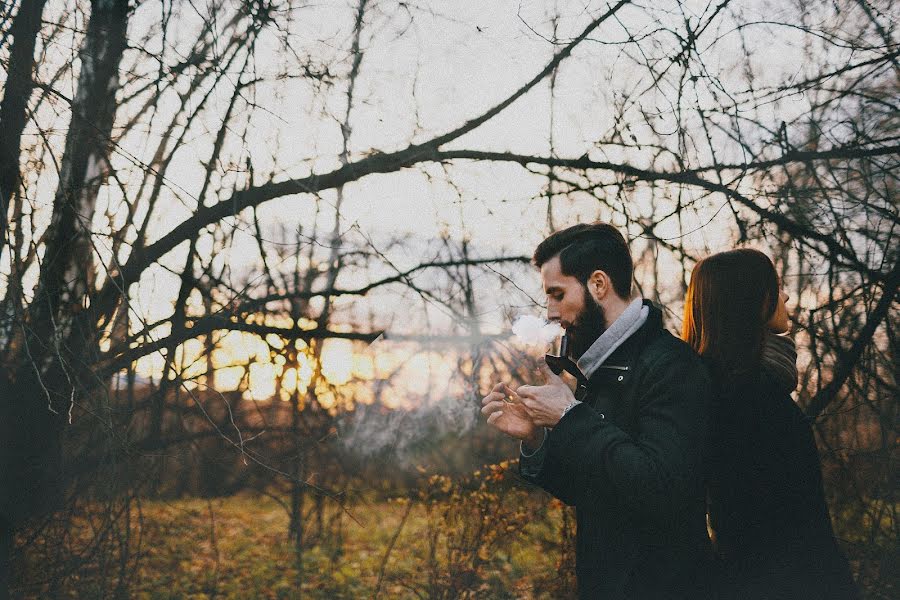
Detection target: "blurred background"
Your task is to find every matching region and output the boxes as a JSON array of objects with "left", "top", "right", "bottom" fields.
[{"left": 0, "top": 0, "right": 896, "bottom": 597}]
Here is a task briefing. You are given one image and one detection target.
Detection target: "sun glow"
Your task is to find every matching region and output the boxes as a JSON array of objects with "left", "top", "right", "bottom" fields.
[
  {"left": 124, "top": 292, "right": 478, "bottom": 410},
  {"left": 132, "top": 321, "right": 372, "bottom": 402},
  {"left": 320, "top": 339, "right": 354, "bottom": 385}
]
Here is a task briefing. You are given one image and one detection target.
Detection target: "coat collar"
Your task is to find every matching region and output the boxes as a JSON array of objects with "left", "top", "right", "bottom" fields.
[
  {"left": 585, "top": 300, "right": 665, "bottom": 383},
  {"left": 576, "top": 297, "right": 649, "bottom": 380}
]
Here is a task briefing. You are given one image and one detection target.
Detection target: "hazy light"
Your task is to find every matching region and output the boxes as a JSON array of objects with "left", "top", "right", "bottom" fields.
[
  {"left": 320, "top": 339, "right": 354, "bottom": 385},
  {"left": 248, "top": 363, "right": 276, "bottom": 401}
]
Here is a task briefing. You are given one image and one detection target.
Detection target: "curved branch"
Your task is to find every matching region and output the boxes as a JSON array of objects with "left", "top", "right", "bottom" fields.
[
  {"left": 237, "top": 255, "right": 530, "bottom": 310},
  {"left": 429, "top": 148, "right": 896, "bottom": 279},
  {"left": 98, "top": 318, "right": 384, "bottom": 378},
  {"left": 434, "top": 144, "right": 900, "bottom": 178},
  {"left": 94, "top": 1, "right": 632, "bottom": 316},
  {"left": 805, "top": 260, "right": 900, "bottom": 419}
]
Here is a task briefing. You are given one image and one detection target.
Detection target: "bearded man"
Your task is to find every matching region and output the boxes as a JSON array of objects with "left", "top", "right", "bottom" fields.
[{"left": 481, "top": 223, "right": 713, "bottom": 599}]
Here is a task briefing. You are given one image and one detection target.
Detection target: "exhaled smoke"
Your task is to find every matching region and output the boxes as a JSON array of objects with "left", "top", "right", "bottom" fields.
[
  {"left": 512, "top": 314, "right": 562, "bottom": 347},
  {"left": 337, "top": 392, "right": 479, "bottom": 466},
  {"left": 336, "top": 317, "right": 555, "bottom": 469}
]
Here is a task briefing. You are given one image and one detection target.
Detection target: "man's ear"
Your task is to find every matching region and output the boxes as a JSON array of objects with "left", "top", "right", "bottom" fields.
[{"left": 587, "top": 270, "right": 611, "bottom": 302}]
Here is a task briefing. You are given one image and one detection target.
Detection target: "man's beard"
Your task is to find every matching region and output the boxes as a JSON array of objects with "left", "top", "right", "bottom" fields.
[{"left": 567, "top": 286, "right": 607, "bottom": 359}]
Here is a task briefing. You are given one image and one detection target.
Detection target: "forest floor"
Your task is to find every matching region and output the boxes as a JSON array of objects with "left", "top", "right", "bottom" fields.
[
  {"left": 124, "top": 490, "right": 571, "bottom": 600},
  {"left": 17, "top": 481, "right": 891, "bottom": 598}
]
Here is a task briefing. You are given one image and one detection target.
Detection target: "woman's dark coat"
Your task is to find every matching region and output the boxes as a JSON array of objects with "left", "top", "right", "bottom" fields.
[
  {"left": 520, "top": 303, "right": 714, "bottom": 599},
  {"left": 706, "top": 369, "right": 859, "bottom": 600}
]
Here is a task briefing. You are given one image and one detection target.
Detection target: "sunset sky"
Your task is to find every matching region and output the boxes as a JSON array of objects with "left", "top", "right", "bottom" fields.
[{"left": 11, "top": 0, "right": 842, "bottom": 401}]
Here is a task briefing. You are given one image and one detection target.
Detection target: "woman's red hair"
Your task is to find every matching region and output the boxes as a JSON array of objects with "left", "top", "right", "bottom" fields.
[{"left": 682, "top": 249, "right": 780, "bottom": 376}]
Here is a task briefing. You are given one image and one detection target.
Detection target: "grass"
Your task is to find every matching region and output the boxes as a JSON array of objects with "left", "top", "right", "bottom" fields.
[
  {"left": 22, "top": 474, "right": 889, "bottom": 599},
  {"left": 88, "top": 480, "right": 573, "bottom": 599},
  {"left": 122, "top": 496, "right": 568, "bottom": 600}
]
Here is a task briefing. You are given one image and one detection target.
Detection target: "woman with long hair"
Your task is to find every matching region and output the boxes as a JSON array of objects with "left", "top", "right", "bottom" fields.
[{"left": 683, "top": 248, "right": 858, "bottom": 599}]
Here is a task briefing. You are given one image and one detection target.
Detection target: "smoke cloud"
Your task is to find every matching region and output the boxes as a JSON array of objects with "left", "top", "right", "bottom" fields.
[
  {"left": 336, "top": 391, "right": 480, "bottom": 466},
  {"left": 512, "top": 314, "right": 562, "bottom": 347},
  {"left": 336, "top": 315, "right": 556, "bottom": 468}
]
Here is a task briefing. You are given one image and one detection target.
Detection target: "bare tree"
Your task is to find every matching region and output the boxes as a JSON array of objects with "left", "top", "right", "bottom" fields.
[{"left": 0, "top": 0, "right": 896, "bottom": 596}]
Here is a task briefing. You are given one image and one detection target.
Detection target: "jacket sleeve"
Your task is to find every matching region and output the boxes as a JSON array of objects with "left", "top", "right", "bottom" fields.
[
  {"left": 538, "top": 348, "right": 712, "bottom": 525},
  {"left": 519, "top": 422, "right": 587, "bottom": 506}
]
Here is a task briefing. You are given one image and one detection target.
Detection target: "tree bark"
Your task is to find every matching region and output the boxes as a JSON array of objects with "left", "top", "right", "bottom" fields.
[
  {"left": 0, "top": 0, "right": 48, "bottom": 238},
  {"left": 0, "top": 9, "right": 53, "bottom": 591},
  {"left": 2, "top": 0, "right": 131, "bottom": 537}
]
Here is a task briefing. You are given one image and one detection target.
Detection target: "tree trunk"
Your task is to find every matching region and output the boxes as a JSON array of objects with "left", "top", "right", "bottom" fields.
[
  {"left": 0, "top": 11, "right": 49, "bottom": 588},
  {"left": 290, "top": 368, "right": 306, "bottom": 599},
  {"left": 0, "top": 2, "right": 131, "bottom": 585},
  {"left": 0, "top": 519, "right": 10, "bottom": 600},
  {"left": 0, "top": 0, "right": 48, "bottom": 237}
]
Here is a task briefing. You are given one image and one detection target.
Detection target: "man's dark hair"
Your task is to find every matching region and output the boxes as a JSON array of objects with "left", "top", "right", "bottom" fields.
[{"left": 533, "top": 222, "right": 633, "bottom": 299}]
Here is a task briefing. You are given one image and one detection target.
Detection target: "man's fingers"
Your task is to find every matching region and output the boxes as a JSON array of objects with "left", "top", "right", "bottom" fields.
[
  {"left": 486, "top": 410, "right": 503, "bottom": 425},
  {"left": 481, "top": 400, "right": 503, "bottom": 415},
  {"left": 542, "top": 362, "right": 564, "bottom": 383},
  {"left": 481, "top": 391, "right": 505, "bottom": 406},
  {"left": 517, "top": 385, "right": 549, "bottom": 400},
  {"left": 483, "top": 382, "right": 517, "bottom": 405}
]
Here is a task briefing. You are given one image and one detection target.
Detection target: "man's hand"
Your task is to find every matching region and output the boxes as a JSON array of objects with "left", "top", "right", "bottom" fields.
[
  {"left": 517, "top": 366, "right": 576, "bottom": 428},
  {"left": 481, "top": 382, "right": 541, "bottom": 446}
]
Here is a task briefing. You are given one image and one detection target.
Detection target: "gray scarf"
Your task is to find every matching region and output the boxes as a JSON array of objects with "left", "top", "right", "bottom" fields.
[
  {"left": 761, "top": 331, "right": 798, "bottom": 394},
  {"left": 576, "top": 297, "right": 649, "bottom": 380}
]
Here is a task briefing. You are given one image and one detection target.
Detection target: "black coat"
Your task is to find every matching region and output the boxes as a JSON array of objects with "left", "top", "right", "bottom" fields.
[
  {"left": 706, "top": 370, "right": 859, "bottom": 600},
  {"left": 520, "top": 302, "right": 713, "bottom": 599}
]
